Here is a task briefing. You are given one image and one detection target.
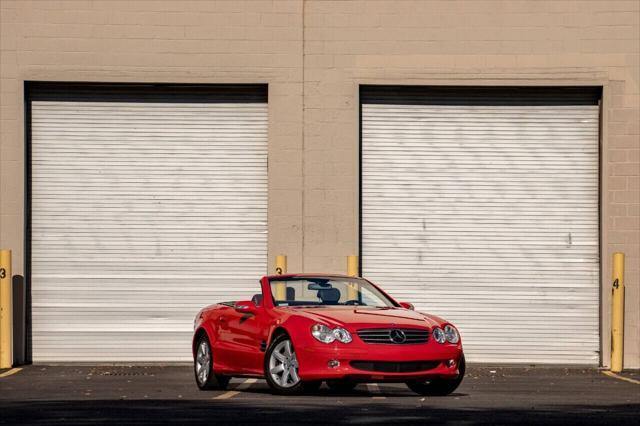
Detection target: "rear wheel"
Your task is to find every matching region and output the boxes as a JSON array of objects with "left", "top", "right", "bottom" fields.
[
  {"left": 326, "top": 379, "right": 358, "bottom": 393},
  {"left": 264, "top": 334, "right": 314, "bottom": 395},
  {"left": 194, "top": 334, "right": 230, "bottom": 390},
  {"left": 406, "top": 355, "right": 465, "bottom": 396}
]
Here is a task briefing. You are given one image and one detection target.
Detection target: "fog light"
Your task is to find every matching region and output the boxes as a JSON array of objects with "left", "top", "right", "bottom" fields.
[
  {"left": 328, "top": 360, "right": 340, "bottom": 368},
  {"left": 446, "top": 359, "right": 456, "bottom": 368}
]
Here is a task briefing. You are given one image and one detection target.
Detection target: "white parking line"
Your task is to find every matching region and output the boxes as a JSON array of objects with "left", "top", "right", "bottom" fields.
[
  {"left": 367, "top": 383, "right": 386, "bottom": 399},
  {"left": 213, "top": 378, "right": 258, "bottom": 400},
  {"left": 602, "top": 371, "right": 640, "bottom": 385}
]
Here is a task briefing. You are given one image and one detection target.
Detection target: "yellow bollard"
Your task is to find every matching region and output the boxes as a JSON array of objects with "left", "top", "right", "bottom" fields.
[
  {"left": 347, "top": 255, "right": 359, "bottom": 300},
  {"left": 0, "top": 249, "right": 12, "bottom": 369},
  {"left": 274, "top": 255, "right": 287, "bottom": 301},
  {"left": 611, "top": 252, "right": 625, "bottom": 373},
  {"left": 347, "top": 255, "right": 358, "bottom": 277}
]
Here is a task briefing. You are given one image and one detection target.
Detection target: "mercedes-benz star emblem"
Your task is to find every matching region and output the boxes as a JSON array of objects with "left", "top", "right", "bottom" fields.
[{"left": 389, "top": 329, "right": 406, "bottom": 343}]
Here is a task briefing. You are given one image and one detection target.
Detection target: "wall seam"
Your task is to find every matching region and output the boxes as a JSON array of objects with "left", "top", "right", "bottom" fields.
[{"left": 301, "top": 0, "right": 306, "bottom": 272}]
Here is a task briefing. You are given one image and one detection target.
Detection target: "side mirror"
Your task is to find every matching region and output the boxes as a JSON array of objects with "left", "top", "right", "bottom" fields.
[
  {"left": 399, "top": 302, "right": 414, "bottom": 310},
  {"left": 235, "top": 300, "right": 258, "bottom": 314}
]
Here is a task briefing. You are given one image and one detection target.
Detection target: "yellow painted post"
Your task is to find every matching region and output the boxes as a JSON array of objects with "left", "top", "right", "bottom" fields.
[
  {"left": 275, "top": 255, "right": 287, "bottom": 301},
  {"left": 347, "top": 255, "right": 358, "bottom": 300},
  {"left": 347, "top": 255, "right": 358, "bottom": 277},
  {"left": 0, "top": 249, "right": 12, "bottom": 369},
  {"left": 611, "top": 252, "right": 625, "bottom": 373}
]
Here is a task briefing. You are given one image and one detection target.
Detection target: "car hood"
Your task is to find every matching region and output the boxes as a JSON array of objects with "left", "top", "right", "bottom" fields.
[{"left": 280, "top": 306, "right": 444, "bottom": 329}]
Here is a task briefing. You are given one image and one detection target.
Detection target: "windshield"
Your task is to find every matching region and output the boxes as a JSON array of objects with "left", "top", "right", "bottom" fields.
[{"left": 269, "top": 277, "right": 397, "bottom": 308}]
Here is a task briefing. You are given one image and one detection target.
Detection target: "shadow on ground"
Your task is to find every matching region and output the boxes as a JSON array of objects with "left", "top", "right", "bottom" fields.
[{"left": 0, "top": 399, "right": 637, "bottom": 425}]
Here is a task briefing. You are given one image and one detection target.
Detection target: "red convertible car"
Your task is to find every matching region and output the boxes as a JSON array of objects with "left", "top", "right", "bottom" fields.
[{"left": 192, "top": 274, "right": 464, "bottom": 395}]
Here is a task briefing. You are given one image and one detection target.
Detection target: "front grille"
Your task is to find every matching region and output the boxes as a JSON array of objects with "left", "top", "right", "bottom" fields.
[
  {"left": 350, "top": 360, "right": 440, "bottom": 373},
  {"left": 357, "top": 328, "right": 429, "bottom": 344}
]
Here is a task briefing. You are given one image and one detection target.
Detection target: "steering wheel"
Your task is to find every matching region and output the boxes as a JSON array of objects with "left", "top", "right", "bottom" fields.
[{"left": 345, "top": 300, "right": 363, "bottom": 306}]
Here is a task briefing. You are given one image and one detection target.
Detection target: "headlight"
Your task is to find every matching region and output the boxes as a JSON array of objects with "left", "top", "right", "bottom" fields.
[
  {"left": 311, "top": 324, "right": 352, "bottom": 344},
  {"left": 311, "top": 324, "right": 335, "bottom": 343},
  {"left": 444, "top": 324, "right": 459, "bottom": 344},
  {"left": 332, "top": 327, "right": 352, "bottom": 343},
  {"left": 432, "top": 327, "right": 446, "bottom": 344}
]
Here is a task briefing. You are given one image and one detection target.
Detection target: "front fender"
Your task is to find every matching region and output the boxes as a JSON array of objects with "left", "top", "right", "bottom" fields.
[
  {"left": 264, "top": 314, "right": 315, "bottom": 351},
  {"left": 192, "top": 314, "right": 218, "bottom": 357}
]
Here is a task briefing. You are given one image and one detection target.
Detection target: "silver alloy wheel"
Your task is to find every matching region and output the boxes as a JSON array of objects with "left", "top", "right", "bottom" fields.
[
  {"left": 195, "top": 341, "right": 211, "bottom": 385},
  {"left": 269, "top": 339, "right": 300, "bottom": 388}
]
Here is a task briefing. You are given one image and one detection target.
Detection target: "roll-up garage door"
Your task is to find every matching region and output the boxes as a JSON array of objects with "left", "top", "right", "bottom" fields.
[
  {"left": 29, "top": 84, "right": 268, "bottom": 362},
  {"left": 361, "top": 86, "right": 600, "bottom": 364}
]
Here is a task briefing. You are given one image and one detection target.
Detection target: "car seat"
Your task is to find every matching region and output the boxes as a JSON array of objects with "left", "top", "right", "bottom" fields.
[
  {"left": 318, "top": 288, "right": 341, "bottom": 305},
  {"left": 286, "top": 286, "right": 296, "bottom": 301}
]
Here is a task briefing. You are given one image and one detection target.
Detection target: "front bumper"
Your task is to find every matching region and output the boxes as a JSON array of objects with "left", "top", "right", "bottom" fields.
[{"left": 296, "top": 338, "right": 463, "bottom": 382}]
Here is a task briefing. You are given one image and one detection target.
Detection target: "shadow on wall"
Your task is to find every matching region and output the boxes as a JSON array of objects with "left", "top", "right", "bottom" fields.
[
  {"left": 0, "top": 400, "right": 637, "bottom": 425},
  {"left": 11, "top": 274, "right": 31, "bottom": 366}
]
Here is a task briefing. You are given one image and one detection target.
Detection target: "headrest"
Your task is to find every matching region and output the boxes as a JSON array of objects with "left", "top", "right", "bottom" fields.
[
  {"left": 318, "top": 288, "right": 341, "bottom": 304},
  {"left": 286, "top": 286, "right": 296, "bottom": 300}
]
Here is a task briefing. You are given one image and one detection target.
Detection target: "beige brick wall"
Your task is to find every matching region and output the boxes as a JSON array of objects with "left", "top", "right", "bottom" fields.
[
  {"left": 0, "top": 0, "right": 306, "bottom": 273},
  {"left": 1, "top": 0, "right": 638, "bottom": 367},
  {"left": 300, "top": 0, "right": 639, "bottom": 368}
]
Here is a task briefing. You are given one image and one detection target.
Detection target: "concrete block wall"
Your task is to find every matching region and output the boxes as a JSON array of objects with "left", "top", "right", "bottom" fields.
[
  {"left": 301, "top": 0, "right": 639, "bottom": 368},
  {"left": 0, "top": 0, "right": 638, "bottom": 366},
  {"left": 0, "top": 0, "right": 306, "bottom": 273}
]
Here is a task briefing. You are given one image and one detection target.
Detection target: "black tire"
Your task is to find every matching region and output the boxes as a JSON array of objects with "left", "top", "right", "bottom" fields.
[
  {"left": 326, "top": 379, "right": 358, "bottom": 393},
  {"left": 264, "top": 333, "right": 309, "bottom": 395},
  {"left": 406, "top": 354, "right": 465, "bottom": 396},
  {"left": 194, "top": 334, "right": 231, "bottom": 390}
]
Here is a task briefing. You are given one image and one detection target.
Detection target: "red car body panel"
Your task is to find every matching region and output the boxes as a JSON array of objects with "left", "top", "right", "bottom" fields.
[{"left": 193, "top": 274, "right": 463, "bottom": 382}]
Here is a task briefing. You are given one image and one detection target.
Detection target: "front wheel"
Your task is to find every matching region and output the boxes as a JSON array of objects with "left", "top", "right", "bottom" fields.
[
  {"left": 194, "top": 334, "right": 230, "bottom": 390},
  {"left": 406, "top": 354, "right": 465, "bottom": 396},
  {"left": 264, "top": 334, "right": 315, "bottom": 395}
]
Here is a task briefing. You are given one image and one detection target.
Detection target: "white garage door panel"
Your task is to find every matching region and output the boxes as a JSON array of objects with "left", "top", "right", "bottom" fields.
[
  {"left": 32, "top": 101, "right": 267, "bottom": 362},
  {"left": 362, "top": 103, "right": 600, "bottom": 364}
]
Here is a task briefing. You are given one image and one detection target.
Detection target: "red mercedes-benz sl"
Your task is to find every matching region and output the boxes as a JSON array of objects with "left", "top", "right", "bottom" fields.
[{"left": 192, "top": 274, "right": 464, "bottom": 395}]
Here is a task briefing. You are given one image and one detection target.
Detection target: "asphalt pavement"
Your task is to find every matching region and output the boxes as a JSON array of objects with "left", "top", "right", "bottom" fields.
[{"left": 0, "top": 365, "right": 638, "bottom": 425}]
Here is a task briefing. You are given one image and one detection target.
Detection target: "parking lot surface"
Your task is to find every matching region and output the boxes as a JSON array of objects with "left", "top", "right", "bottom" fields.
[{"left": 0, "top": 365, "right": 638, "bottom": 425}]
